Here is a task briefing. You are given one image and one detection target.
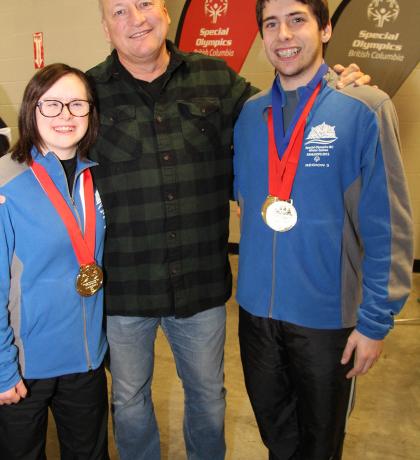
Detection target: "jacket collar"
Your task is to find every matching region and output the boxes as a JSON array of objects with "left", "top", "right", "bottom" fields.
[{"left": 30, "top": 146, "right": 98, "bottom": 176}]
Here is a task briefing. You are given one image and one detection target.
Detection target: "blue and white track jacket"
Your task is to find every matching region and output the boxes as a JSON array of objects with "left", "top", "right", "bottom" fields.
[
  {"left": 0, "top": 148, "right": 107, "bottom": 392},
  {"left": 233, "top": 74, "right": 413, "bottom": 340}
]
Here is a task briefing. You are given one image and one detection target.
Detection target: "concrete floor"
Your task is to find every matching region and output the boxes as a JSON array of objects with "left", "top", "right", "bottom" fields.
[{"left": 46, "top": 256, "right": 420, "bottom": 459}]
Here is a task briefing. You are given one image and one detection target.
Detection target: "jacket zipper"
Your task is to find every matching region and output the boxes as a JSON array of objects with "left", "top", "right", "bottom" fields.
[
  {"left": 82, "top": 297, "right": 92, "bottom": 369},
  {"left": 268, "top": 231, "right": 277, "bottom": 318},
  {"left": 60, "top": 159, "right": 93, "bottom": 370}
]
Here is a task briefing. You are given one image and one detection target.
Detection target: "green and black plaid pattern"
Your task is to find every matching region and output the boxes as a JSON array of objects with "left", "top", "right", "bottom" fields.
[{"left": 87, "top": 42, "right": 256, "bottom": 317}]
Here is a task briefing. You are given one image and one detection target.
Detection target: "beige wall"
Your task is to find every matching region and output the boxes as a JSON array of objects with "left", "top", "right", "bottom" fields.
[
  {"left": 0, "top": 0, "right": 109, "bottom": 142},
  {"left": 0, "top": 0, "right": 418, "bottom": 259}
]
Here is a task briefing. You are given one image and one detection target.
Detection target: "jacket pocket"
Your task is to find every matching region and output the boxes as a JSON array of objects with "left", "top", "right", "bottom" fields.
[
  {"left": 177, "top": 97, "right": 222, "bottom": 154},
  {"left": 92, "top": 104, "right": 141, "bottom": 165}
]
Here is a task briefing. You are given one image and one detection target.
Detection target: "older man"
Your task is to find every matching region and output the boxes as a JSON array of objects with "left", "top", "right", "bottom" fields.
[{"left": 87, "top": 1, "right": 369, "bottom": 459}]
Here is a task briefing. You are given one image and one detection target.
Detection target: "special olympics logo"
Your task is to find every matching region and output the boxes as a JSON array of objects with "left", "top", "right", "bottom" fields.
[
  {"left": 205, "top": 0, "right": 228, "bottom": 24},
  {"left": 367, "top": 0, "right": 400, "bottom": 28}
]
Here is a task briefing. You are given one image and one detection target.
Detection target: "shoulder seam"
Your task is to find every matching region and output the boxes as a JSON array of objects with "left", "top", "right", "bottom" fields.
[
  {"left": 0, "top": 155, "right": 29, "bottom": 188},
  {"left": 336, "top": 85, "right": 390, "bottom": 113}
]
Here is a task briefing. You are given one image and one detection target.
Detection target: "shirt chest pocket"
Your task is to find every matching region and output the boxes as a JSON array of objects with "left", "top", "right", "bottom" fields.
[
  {"left": 94, "top": 105, "right": 141, "bottom": 165},
  {"left": 177, "top": 98, "right": 222, "bottom": 153}
]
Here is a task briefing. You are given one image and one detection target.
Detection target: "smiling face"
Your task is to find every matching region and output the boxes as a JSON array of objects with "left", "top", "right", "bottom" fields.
[
  {"left": 101, "top": 0, "right": 170, "bottom": 68},
  {"left": 35, "top": 74, "right": 89, "bottom": 160},
  {"left": 261, "top": 0, "right": 331, "bottom": 90}
]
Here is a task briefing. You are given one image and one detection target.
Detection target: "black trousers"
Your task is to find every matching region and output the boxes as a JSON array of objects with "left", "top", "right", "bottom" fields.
[
  {"left": 0, "top": 364, "right": 109, "bottom": 460},
  {"left": 239, "top": 307, "right": 355, "bottom": 460}
]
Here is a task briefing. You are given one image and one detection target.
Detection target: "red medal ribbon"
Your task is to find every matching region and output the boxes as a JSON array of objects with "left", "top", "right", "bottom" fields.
[
  {"left": 31, "top": 161, "right": 96, "bottom": 266},
  {"left": 267, "top": 82, "right": 321, "bottom": 200}
]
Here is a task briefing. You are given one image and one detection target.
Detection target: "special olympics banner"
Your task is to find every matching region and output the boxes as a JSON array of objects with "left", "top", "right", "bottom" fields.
[
  {"left": 175, "top": 0, "right": 259, "bottom": 73},
  {"left": 325, "top": 0, "right": 420, "bottom": 97}
]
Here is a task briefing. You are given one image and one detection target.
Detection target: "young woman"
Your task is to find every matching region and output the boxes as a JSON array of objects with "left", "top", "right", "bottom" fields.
[{"left": 0, "top": 64, "right": 109, "bottom": 459}]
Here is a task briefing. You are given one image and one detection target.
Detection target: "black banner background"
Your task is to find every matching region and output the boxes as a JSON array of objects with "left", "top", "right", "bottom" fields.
[{"left": 326, "top": 0, "right": 419, "bottom": 97}]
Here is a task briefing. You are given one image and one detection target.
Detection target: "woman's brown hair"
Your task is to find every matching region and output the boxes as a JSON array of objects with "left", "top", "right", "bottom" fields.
[{"left": 11, "top": 63, "right": 99, "bottom": 164}]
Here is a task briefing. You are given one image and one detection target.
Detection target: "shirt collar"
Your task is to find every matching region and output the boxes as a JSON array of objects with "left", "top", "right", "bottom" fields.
[
  {"left": 96, "top": 40, "right": 186, "bottom": 83},
  {"left": 272, "top": 62, "right": 329, "bottom": 108}
]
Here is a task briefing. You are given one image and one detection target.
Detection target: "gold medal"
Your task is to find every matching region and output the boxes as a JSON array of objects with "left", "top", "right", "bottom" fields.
[
  {"left": 31, "top": 163, "right": 102, "bottom": 297},
  {"left": 261, "top": 196, "right": 297, "bottom": 232},
  {"left": 76, "top": 263, "right": 103, "bottom": 297}
]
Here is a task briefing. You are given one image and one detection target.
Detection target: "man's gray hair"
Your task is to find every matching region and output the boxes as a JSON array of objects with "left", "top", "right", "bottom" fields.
[{"left": 98, "top": 0, "right": 166, "bottom": 17}]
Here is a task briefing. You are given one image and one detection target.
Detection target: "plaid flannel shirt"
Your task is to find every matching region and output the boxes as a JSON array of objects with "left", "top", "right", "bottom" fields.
[{"left": 87, "top": 41, "right": 256, "bottom": 317}]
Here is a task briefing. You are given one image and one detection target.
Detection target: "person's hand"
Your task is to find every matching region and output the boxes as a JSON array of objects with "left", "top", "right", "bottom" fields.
[
  {"left": 0, "top": 195, "right": 5, "bottom": 204},
  {"left": 334, "top": 63, "right": 372, "bottom": 89},
  {"left": 341, "top": 330, "right": 383, "bottom": 379},
  {"left": 0, "top": 380, "right": 27, "bottom": 405}
]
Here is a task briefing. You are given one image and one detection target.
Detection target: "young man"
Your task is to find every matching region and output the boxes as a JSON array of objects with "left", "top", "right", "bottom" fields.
[{"left": 233, "top": 1, "right": 413, "bottom": 459}]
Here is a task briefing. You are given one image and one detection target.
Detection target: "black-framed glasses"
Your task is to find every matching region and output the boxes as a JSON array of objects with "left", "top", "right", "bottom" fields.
[{"left": 36, "top": 99, "right": 91, "bottom": 117}]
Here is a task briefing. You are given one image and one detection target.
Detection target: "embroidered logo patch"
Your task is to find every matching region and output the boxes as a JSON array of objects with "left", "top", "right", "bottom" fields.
[
  {"left": 95, "top": 190, "right": 106, "bottom": 227},
  {"left": 304, "top": 122, "right": 337, "bottom": 168},
  {"left": 305, "top": 122, "right": 338, "bottom": 146}
]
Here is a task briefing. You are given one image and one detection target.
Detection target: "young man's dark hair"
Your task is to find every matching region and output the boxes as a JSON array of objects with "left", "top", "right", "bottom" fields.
[{"left": 256, "top": 0, "right": 330, "bottom": 36}]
